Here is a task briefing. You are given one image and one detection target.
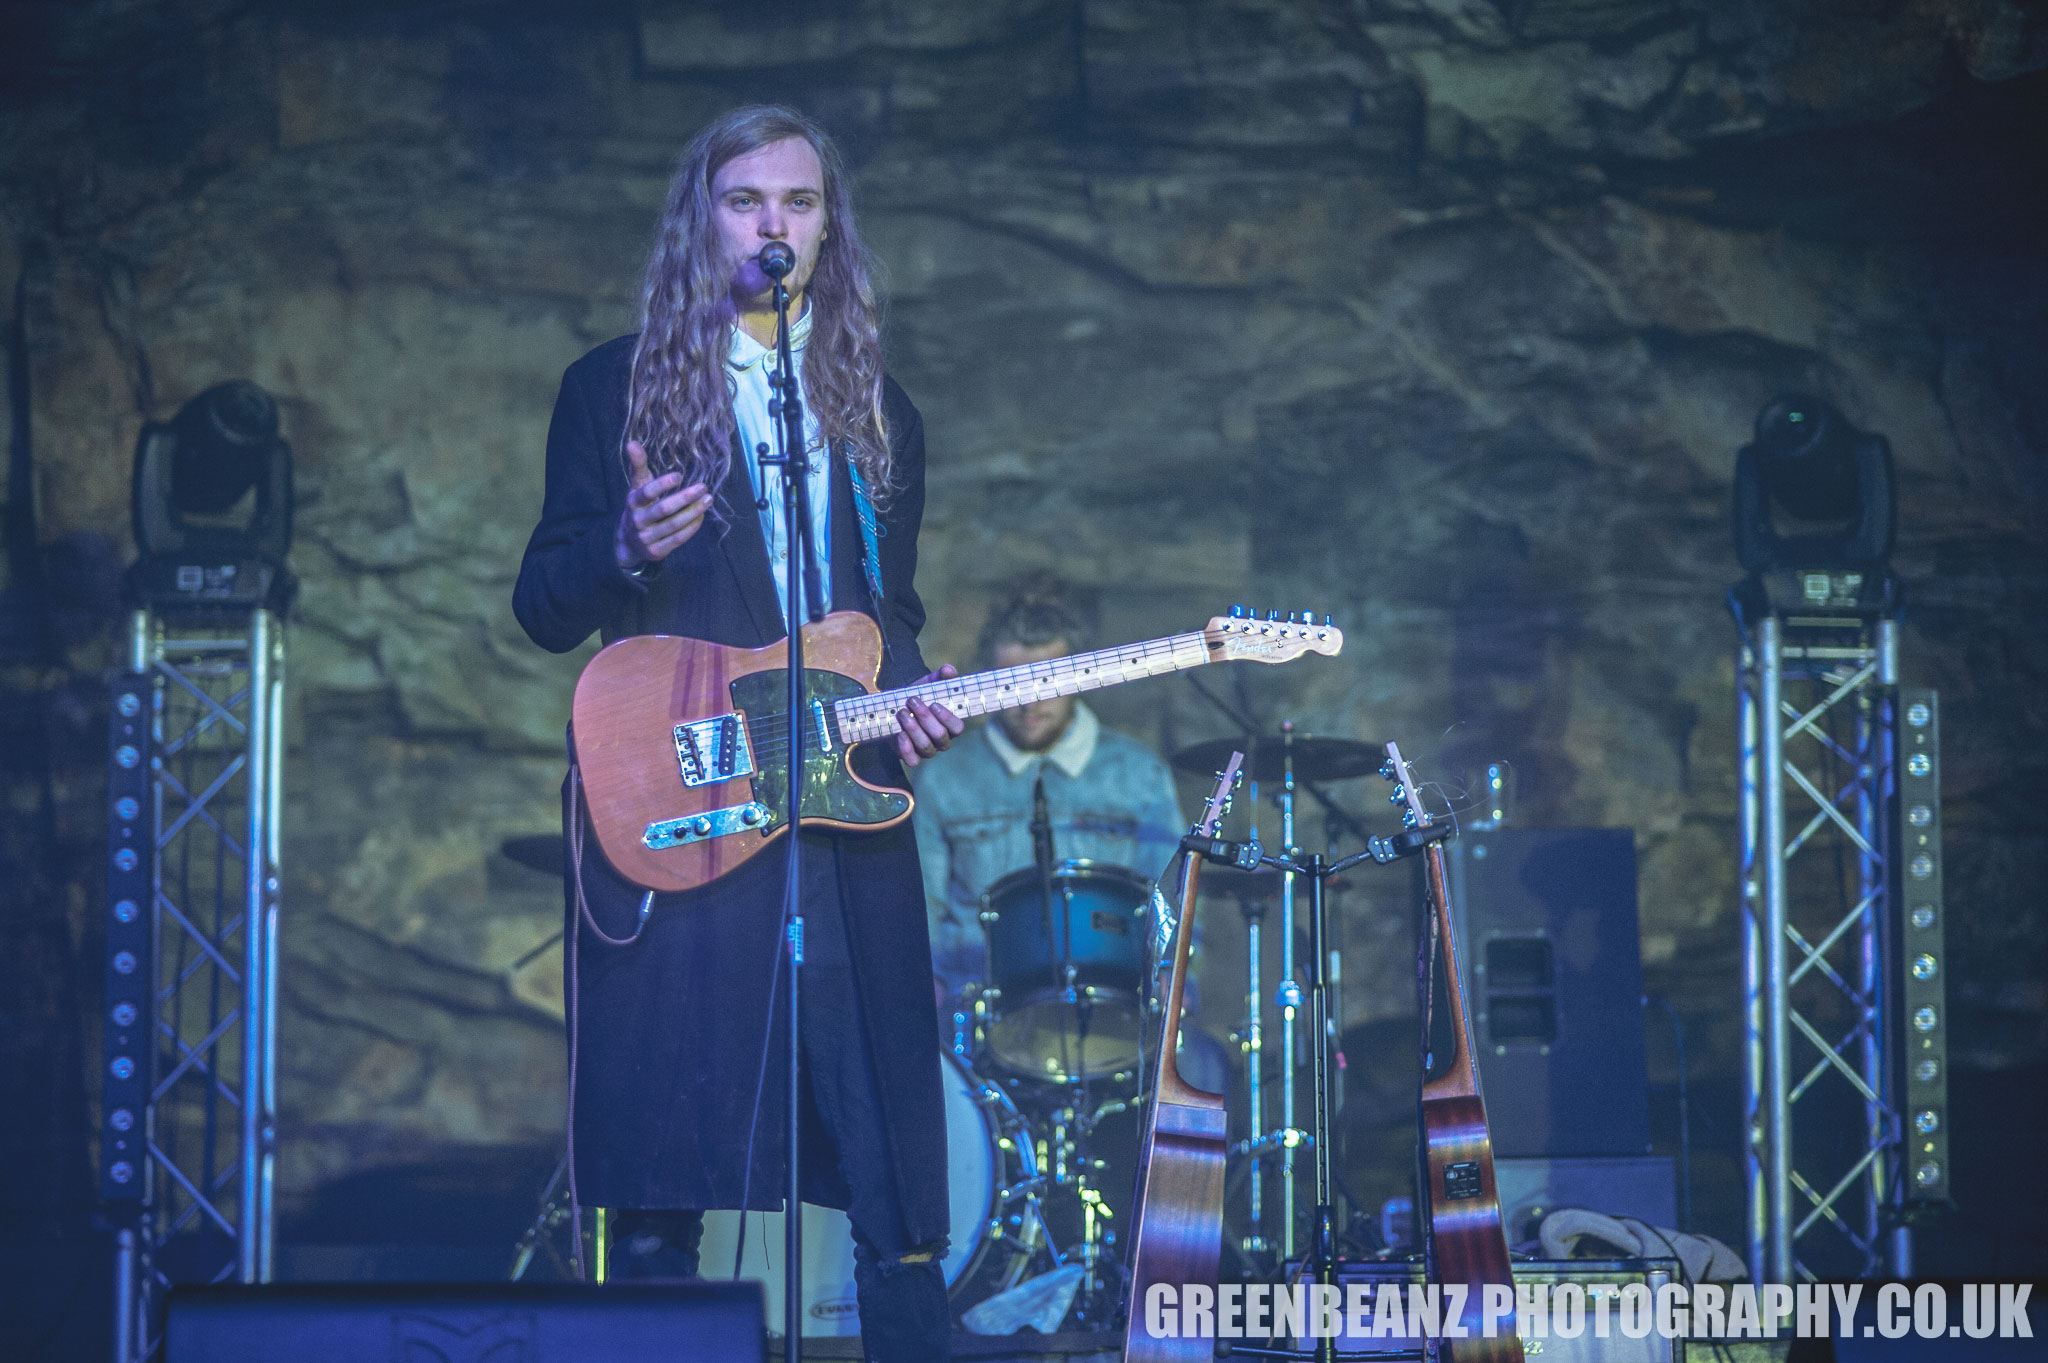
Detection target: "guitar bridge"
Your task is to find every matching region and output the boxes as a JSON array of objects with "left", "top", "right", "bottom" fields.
[{"left": 674, "top": 713, "right": 754, "bottom": 787}]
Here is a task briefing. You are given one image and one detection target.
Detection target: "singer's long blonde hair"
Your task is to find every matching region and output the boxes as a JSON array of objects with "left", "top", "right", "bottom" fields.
[{"left": 626, "top": 106, "right": 893, "bottom": 501}]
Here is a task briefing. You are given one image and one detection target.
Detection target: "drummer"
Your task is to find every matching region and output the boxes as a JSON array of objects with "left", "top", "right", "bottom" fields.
[{"left": 912, "top": 575, "right": 1226, "bottom": 1089}]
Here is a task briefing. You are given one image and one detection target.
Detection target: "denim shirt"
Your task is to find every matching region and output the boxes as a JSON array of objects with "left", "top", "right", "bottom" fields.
[{"left": 910, "top": 704, "right": 1187, "bottom": 999}]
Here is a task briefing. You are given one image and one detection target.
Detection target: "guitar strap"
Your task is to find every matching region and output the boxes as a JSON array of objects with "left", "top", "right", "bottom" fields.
[{"left": 845, "top": 450, "right": 886, "bottom": 613}]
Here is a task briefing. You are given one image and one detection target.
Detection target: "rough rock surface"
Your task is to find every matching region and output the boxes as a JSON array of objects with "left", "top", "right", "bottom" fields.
[{"left": 2, "top": 0, "right": 2043, "bottom": 1268}]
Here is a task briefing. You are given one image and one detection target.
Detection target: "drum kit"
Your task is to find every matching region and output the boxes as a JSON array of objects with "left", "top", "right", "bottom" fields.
[{"left": 505, "top": 724, "right": 1388, "bottom": 1336}]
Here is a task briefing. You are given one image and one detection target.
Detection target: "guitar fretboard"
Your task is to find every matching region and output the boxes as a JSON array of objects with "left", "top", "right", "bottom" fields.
[{"left": 834, "top": 631, "right": 1214, "bottom": 745}]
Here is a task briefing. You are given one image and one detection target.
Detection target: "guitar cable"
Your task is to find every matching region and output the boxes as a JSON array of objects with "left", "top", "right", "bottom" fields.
[{"left": 560, "top": 763, "right": 677, "bottom": 1283}]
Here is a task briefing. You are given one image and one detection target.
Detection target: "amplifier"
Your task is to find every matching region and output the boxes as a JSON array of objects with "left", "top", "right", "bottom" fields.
[{"left": 1276, "top": 1258, "right": 1683, "bottom": 1360}]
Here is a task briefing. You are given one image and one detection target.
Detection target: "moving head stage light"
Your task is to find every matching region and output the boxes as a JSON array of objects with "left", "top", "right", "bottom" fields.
[
  {"left": 1733, "top": 392, "right": 1894, "bottom": 578},
  {"left": 128, "top": 380, "right": 295, "bottom": 611}
]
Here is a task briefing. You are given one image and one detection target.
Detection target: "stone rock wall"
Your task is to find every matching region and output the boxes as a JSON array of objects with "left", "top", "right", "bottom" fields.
[{"left": 3, "top": 0, "right": 2043, "bottom": 1256}]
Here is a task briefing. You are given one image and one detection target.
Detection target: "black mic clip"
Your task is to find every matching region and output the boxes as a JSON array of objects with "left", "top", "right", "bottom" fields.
[
  {"left": 1363, "top": 822, "right": 1454, "bottom": 864},
  {"left": 1181, "top": 833, "right": 1264, "bottom": 872}
]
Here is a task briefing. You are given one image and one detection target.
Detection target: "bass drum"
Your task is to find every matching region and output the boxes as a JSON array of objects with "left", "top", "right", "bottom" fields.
[{"left": 696, "top": 1051, "right": 1034, "bottom": 1336}]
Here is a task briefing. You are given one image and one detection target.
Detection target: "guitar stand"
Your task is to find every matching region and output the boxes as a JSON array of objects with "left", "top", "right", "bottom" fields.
[{"left": 1190, "top": 824, "right": 1452, "bottom": 1363}]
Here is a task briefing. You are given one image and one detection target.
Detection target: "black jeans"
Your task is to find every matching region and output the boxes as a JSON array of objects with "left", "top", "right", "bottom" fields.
[{"left": 609, "top": 941, "right": 949, "bottom": 1361}]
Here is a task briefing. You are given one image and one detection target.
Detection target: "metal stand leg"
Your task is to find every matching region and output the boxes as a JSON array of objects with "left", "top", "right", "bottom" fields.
[
  {"left": 1278, "top": 722, "right": 1298, "bottom": 1261},
  {"left": 1242, "top": 896, "right": 1267, "bottom": 1256},
  {"left": 1303, "top": 854, "right": 1336, "bottom": 1363}
]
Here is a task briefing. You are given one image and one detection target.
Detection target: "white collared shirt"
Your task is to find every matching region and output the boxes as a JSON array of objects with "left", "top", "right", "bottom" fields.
[
  {"left": 728, "top": 309, "right": 831, "bottom": 624},
  {"left": 981, "top": 701, "right": 1102, "bottom": 780}
]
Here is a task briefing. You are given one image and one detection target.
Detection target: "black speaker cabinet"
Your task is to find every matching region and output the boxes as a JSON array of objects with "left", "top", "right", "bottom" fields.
[
  {"left": 166, "top": 1282, "right": 765, "bottom": 1363},
  {"left": 1440, "top": 827, "right": 1650, "bottom": 1159}
]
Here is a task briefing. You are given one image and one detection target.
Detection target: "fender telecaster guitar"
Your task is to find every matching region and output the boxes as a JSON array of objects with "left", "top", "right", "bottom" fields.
[{"left": 572, "top": 608, "right": 1342, "bottom": 894}]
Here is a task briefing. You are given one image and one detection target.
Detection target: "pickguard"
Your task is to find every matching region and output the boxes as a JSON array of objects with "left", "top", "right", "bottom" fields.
[{"left": 729, "top": 667, "right": 911, "bottom": 832}]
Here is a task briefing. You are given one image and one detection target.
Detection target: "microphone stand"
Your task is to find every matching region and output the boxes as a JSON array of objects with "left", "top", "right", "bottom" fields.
[{"left": 761, "top": 248, "right": 823, "bottom": 1358}]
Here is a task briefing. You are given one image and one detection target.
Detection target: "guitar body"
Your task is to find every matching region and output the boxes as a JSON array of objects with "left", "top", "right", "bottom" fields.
[
  {"left": 1122, "top": 1076, "right": 1228, "bottom": 1362},
  {"left": 571, "top": 611, "right": 910, "bottom": 893},
  {"left": 1121, "top": 758, "right": 1237, "bottom": 1362}
]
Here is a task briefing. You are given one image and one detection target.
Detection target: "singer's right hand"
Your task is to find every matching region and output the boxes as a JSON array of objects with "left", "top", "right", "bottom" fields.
[{"left": 616, "top": 439, "right": 712, "bottom": 570}]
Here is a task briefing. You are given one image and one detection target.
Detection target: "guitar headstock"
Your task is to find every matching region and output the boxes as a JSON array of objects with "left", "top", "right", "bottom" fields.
[
  {"left": 1203, "top": 608, "right": 1343, "bottom": 665},
  {"left": 1380, "top": 740, "right": 1432, "bottom": 831},
  {"left": 1195, "top": 750, "right": 1244, "bottom": 838}
]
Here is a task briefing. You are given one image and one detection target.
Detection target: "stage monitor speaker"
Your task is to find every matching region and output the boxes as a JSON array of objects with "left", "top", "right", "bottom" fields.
[
  {"left": 1440, "top": 827, "right": 1650, "bottom": 1159},
  {"left": 166, "top": 1281, "right": 764, "bottom": 1363}
]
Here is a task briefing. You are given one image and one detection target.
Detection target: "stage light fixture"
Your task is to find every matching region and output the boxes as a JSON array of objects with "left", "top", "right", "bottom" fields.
[
  {"left": 128, "top": 380, "right": 295, "bottom": 609},
  {"left": 1732, "top": 392, "right": 1894, "bottom": 578}
]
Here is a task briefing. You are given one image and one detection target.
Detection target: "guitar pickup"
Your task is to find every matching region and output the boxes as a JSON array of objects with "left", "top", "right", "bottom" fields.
[
  {"left": 674, "top": 713, "right": 754, "bottom": 787},
  {"left": 645, "top": 801, "right": 775, "bottom": 850},
  {"left": 1443, "top": 1161, "right": 1482, "bottom": 1201}
]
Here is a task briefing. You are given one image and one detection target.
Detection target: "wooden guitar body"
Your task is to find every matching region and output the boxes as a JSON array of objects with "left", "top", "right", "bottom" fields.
[
  {"left": 571, "top": 611, "right": 909, "bottom": 894},
  {"left": 1121, "top": 756, "right": 1238, "bottom": 1362}
]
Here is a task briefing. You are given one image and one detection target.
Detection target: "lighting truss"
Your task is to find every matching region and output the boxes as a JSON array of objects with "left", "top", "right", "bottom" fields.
[
  {"left": 1736, "top": 571, "right": 1947, "bottom": 1286},
  {"left": 104, "top": 608, "right": 284, "bottom": 1363}
]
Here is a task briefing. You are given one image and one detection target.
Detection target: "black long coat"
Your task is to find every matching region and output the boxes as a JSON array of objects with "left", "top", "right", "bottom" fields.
[{"left": 513, "top": 335, "right": 948, "bottom": 1244}]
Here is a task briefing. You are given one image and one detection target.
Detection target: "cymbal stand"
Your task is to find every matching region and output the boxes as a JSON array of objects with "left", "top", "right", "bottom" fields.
[
  {"left": 509, "top": 1151, "right": 576, "bottom": 1281},
  {"left": 1237, "top": 889, "right": 1269, "bottom": 1260},
  {"left": 1278, "top": 721, "right": 1299, "bottom": 1261}
]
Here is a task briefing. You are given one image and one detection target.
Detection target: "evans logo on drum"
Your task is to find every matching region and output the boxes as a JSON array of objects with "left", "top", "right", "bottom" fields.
[{"left": 812, "top": 1298, "right": 859, "bottom": 1321}]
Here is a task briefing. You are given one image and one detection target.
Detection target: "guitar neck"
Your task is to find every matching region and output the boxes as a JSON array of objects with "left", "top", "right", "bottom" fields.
[
  {"left": 1421, "top": 840, "right": 1481, "bottom": 1101},
  {"left": 833, "top": 631, "right": 1214, "bottom": 745},
  {"left": 1151, "top": 849, "right": 1208, "bottom": 1105}
]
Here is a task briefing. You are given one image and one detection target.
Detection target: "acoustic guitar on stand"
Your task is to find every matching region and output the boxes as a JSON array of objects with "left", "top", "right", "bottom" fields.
[
  {"left": 571, "top": 608, "right": 1342, "bottom": 893},
  {"left": 1382, "top": 742, "right": 1523, "bottom": 1363},
  {"left": 1121, "top": 751, "right": 1239, "bottom": 1363}
]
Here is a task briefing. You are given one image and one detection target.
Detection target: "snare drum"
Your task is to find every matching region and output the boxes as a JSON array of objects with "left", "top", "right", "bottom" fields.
[
  {"left": 979, "top": 859, "right": 1153, "bottom": 1083},
  {"left": 696, "top": 1051, "right": 1036, "bottom": 1336}
]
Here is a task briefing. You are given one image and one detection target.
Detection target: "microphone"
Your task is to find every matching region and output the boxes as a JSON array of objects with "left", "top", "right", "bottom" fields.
[
  {"left": 758, "top": 241, "right": 796, "bottom": 279},
  {"left": 1031, "top": 774, "right": 1057, "bottom": 876}
]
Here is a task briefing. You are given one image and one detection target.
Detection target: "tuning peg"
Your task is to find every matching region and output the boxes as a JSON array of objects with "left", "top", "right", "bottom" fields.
[
  {"left": 1388, "top": 789, "right": 1405, "bottom": 806},
  {"left": 1300, "top": 607, "right": 1313, "bottom": 622},
  {"left": 1265, "top": 609, "right": 1280, "bottom": 622},
  {"left": 1401, "top": 809, "right": 1418, "bottom": 829},
  {"left": 1323, "top": 613, "right": 1335, "bottom": 627},
  {"left": 1378, "top": 761, "right": 1394, "bottom": 780},
  {"left": 1230, "top": 605, "right": 1247, "bottom": 619}
]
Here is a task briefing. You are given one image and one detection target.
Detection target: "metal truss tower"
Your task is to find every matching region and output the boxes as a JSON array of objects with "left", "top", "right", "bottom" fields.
[
  {"left": 103, "top": 607, "right": 285, "bottom": 1363},
  {"left": 1736, "top": 570, "right": 1949, "bottom": 1286}
]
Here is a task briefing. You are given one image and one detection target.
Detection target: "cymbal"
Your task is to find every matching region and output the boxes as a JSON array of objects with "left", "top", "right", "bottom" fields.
[
  {"left": 1171, "top": 734, "right": 1381, "bottom": 784},
  {"left": 500, "top": 833, "right": 564, "bottom": 875}
]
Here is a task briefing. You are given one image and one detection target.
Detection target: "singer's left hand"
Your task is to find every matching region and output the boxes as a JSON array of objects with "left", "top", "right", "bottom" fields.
[{"left": 895, "top": 665, "right": 964, "bottom": 767}]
